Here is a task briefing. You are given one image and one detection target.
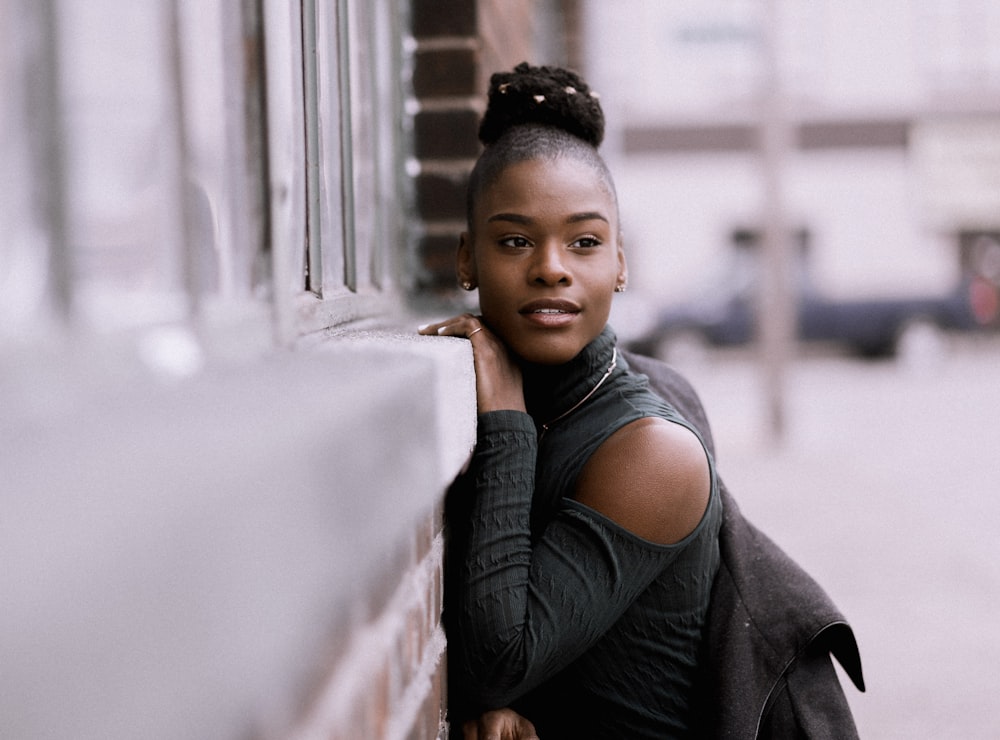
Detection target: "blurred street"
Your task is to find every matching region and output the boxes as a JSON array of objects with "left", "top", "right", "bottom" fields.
[{"left": 681, "top": 336, "right": 1000, "bottom": 738}]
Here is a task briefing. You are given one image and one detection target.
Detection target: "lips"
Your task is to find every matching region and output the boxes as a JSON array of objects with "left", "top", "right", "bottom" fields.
[
  {"left": 519, "top": 299, "right": 581, "bottom": 328},
  {"left": 519, "top": 299, "right": 580, "bottom": 314}
]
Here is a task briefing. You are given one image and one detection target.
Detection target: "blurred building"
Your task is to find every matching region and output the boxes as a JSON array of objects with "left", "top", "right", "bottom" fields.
[
  {"left": 583, "top": 1, "right": 1000, "bottom": 335},
  {"left": 0, "top": 1, "right": 579, "bottom": 738}
]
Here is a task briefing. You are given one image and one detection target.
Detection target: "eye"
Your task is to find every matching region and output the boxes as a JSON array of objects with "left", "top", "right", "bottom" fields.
[
  {"left": 499, "top": 235, "right": 532, "bottom": 249},
  {"left": 571, "top": 235, "right": 602, "bottom": 249}
]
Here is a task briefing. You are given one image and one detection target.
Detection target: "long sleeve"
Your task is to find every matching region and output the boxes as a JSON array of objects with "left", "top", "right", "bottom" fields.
[{"left": 454, "top": 410, "right": 687, "bottom": 708}]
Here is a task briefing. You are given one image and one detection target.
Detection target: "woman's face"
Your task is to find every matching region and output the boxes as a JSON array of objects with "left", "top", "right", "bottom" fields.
[{"left": 459, "top": 156, "right": 627, "bottom": 365}]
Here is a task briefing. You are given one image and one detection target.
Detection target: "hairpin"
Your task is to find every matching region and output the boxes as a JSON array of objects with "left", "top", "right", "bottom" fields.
[
  {"left": 498, "top": 83, "right": 510, "bottom": 94},
  {"left": 564, "top": 86, "right": 577, "bottom": 95},
  {"left": 590, "top": 91, "right": 601, "bottom": 99},
  {"left": 533, "top": 94, "right": 545, "bottom": 103}
]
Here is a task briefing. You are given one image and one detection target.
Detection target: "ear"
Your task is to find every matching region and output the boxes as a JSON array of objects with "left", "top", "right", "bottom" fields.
[{"left": 457, "top": 231, "right": 477, "bottom": 286}]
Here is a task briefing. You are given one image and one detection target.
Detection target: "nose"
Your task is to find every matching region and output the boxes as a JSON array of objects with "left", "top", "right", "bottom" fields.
[{"left": 529, "top": 241, "right": 571, "bottom": 286}]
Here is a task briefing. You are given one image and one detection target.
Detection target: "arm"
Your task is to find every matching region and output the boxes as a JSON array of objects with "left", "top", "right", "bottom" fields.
[
  {"left": 574, "top": 415, "right": 711, "bottom": 546},
  {"left": 456, "top": 410, "right": 709, "bottom": 707}
]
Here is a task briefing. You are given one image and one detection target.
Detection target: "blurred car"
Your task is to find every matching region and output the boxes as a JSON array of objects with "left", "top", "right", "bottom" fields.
[{"left": 626, "top": 247, "right": 995, "bottom": 363}]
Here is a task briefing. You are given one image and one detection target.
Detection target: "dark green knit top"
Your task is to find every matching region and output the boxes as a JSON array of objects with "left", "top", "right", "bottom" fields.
[{"left": 444, "top": 327, "right": 722, "bottom": 739}]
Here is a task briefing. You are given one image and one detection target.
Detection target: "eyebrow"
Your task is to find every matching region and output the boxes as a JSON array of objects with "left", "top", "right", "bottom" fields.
[{"left": 486, "top": 211, "right": 609, "bottom": 225}]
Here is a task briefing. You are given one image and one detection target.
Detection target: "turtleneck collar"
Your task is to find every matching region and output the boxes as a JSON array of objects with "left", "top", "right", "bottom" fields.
[{"left": 521, "top": 326, "right": 620, "bottom": 428}]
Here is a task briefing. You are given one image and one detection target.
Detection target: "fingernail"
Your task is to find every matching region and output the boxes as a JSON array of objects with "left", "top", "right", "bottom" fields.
[{"left": 417, "top": 323, "right": 430, "bottom": 332}]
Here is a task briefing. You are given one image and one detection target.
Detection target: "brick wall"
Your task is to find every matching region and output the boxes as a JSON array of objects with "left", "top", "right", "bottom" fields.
[
  {"left": 290, "top": 506, "right": 448, "bottom": 740},
  {"left": 476, "top": 1, "right": 537, "bottom": 96},
  {"left": 410, "top": 0, "right": 539, "bottom": 298}
]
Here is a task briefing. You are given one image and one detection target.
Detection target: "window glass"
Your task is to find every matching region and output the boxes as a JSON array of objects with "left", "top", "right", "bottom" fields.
[
  {"left": 177, "top": 0, "right": 243, "bottom": 299},
  {"left": 345, "top": 0, "right": 378, "bottom": 293},
  {"left": 53, "top": 0, "right": 258, "bottom": 329},
  {"left": 301, "top": 0, "right": 393, "bottom": 308},
  {"left": 307, "top": 0, "right": 347, "bottom": 294},
  {"left": 57, "top": 1, "right": 186, "bottom": 327}
]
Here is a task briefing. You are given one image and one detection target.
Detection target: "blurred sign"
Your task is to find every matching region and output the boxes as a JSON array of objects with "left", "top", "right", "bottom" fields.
[{"left": 911, "top": 118, "right": 1000, "bottom": 230}]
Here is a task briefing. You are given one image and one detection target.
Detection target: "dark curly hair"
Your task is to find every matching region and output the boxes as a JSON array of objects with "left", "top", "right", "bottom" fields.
[
  {"left": 478, "top": 62, "right": 604, "bottom": 148},
  {"left": 466, "top": 62, "right": 617, "bottom": 229}
]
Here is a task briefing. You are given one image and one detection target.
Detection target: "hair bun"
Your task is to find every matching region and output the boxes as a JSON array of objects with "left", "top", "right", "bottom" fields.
[{"left": 478, "top": 62, "right": 605, "bottom": 148}]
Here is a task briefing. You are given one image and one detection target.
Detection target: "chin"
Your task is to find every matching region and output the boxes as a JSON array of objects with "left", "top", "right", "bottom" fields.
[{"left": 509, "top": 333, "right": 588, "bottom": 366}]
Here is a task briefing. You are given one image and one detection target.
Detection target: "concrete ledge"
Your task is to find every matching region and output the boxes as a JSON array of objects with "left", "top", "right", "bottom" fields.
[
  {"left": 1, "top": 330, "right": 476, "bottom": 739},
  {"left": 311, "top": 326, "right": 477, "bottom": 490}
]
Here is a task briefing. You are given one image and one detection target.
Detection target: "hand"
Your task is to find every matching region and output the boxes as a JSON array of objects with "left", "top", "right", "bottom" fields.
[
  {"left": 419, "top": 314, "right": 525, "bottom": 413},
  {"left": 463, "top": 708, "right": 539, "bottom": 740}
]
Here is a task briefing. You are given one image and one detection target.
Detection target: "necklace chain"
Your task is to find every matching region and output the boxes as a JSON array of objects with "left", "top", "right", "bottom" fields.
[{"left": 541, "top": 347, "right": 618, "bottom": 435}]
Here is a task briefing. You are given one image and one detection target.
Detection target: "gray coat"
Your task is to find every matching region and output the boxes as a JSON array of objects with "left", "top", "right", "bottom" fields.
[{"left": 624, "top": 351, "right": 865, "bottom": 739}]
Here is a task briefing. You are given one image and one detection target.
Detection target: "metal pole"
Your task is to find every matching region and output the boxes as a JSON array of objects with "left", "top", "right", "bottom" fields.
[
  {"left": 29, "top": 0, "right": 72, "bottom": 323},
  {"left": 758, "top": 0, "right": 794, "bottom": 443}
]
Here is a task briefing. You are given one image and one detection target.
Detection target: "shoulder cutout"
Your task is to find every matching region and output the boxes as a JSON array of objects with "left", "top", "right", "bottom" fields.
[{"left": 572, "top": 417, "right": 711, "bottom": 545}]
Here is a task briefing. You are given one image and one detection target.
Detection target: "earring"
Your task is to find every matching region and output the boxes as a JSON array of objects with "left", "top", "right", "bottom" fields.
[
  {"left": 614, "top": 284, "right": 627, "bottom": 293},
  {"left": 461, "top": 281, "right": 475, "bottom": 291}
]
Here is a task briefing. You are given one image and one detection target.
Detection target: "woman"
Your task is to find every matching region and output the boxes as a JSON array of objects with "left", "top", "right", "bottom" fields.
[{"left": 420, "top": 63, "right": 723, "bottom": 739}]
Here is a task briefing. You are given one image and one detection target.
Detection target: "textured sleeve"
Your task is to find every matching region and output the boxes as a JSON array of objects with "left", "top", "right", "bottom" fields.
[{"left": 454, "top": 410, "right": 683, "bottom": 707}]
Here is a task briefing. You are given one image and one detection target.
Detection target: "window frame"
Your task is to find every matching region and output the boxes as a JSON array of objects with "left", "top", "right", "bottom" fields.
[
  {"left": 291, "top": 0, "right": 400, "bottom": 337},
  {"left": 1, "top": 0, "right": 403, "bottom": 350}
]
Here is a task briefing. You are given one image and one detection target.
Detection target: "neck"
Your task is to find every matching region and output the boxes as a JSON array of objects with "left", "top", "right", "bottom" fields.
[
  {"left": 521, "top": 327, "right": 619, "bottom": 430},
  {"left": 541, "top": 347, "right": 617, "bottom": 435}
]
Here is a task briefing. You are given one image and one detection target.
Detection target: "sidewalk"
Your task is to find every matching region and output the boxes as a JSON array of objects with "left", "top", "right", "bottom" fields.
[{"left": 679, "top": 339, "right": 1000, "bottom": 739}]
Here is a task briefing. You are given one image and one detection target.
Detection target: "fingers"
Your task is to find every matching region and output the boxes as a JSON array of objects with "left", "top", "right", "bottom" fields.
[
  {"left": 463, "top": 716, "right": 497, "bottom": 740},
  {"left": 462, "top": 709, "right": 539, "bottom": 740},
  {"left": 418, "top": 314, "right": 484, "bottom": 341}
]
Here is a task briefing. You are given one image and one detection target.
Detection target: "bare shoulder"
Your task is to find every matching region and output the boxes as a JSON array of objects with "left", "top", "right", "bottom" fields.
[{"left": 573, "top": 417, "right": 711, "bottom": 545}]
